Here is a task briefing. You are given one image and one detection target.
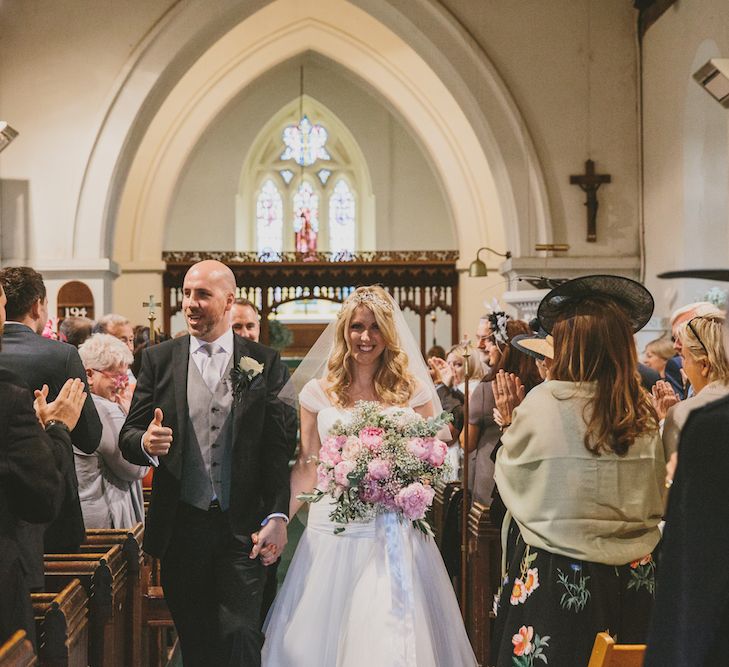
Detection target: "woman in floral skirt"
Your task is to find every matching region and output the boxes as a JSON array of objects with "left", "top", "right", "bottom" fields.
[{"left": 490, "top": 276, "right": 665, "bottom": 666}]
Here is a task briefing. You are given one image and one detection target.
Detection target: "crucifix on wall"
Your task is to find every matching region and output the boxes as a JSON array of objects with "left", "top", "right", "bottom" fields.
[{"left": 570, "top": 159, "right": 611, "bottom": 242}]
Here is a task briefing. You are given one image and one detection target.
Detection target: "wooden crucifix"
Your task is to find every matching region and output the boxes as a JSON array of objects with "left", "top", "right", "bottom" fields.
[
  {"left": 143, "top": 294, "right": 162, "bottom": 345},
  {"left": 570, "top": 159, "right": 611, "bottom": 242}
]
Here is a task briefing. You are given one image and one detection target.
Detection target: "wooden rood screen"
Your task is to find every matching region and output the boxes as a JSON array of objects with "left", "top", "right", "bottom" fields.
[{"left": 162, "top": 251, "right": 459, "bottom": 354}]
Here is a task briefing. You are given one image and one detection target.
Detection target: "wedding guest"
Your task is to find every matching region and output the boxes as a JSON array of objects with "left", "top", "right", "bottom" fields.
[
  {"left": 491, "top": 275, "right": 664, "bottom": 666},
  {"left": 0, "top": 266, "right": 101, "bottom": 593},
  {"left": 645, "top": 273, "right": 729, "bottom": 666},
  {"left": 666, "top": 301, "right": 724, "bottom": 398},
  {"left": 643, "top": 337, "right": 675, "bottom": 379},
  {"left": 59, "top": 316, "right": 94, "bottom": 348},
  {"left": 0, "top": 282, "right": 85, "bottom": 648},
  {"left": 467, "top": 317, "right": 541, "bottom": 505},
  {"left": 77, "top": 334, "right": 148, "bottom": 528},
  {"left": 662, "top": 314, "right": 729, "bottom": 483},
  {"left": 231, "top": 298, "right": 261, "bottom": 341},
  {"left": 95, "top": 313, "right": 134, "bottom": 353}
]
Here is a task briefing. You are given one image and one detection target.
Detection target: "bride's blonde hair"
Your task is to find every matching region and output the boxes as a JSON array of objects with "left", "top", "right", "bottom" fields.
[{"left": 326, "top": 286, "right": 416, "bottom": 407}]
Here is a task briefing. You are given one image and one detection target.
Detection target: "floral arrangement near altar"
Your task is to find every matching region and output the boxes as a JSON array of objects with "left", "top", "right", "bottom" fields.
[{"left": 298, "top": 401, "right": 452, "bottom": 535}]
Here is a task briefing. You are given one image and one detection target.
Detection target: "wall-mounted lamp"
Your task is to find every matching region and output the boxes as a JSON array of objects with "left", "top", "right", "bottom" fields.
[
  {"left": 467, "top": 247, "right": 512, "bottom": 277},
  {"left": 0, "top": 122, "right": 18, "bottom": 153},
  {"left": 693, "top": 59, "right": 729, "bottom": 107}
]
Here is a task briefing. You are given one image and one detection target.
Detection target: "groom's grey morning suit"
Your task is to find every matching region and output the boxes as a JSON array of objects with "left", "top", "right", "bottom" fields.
[{"left": 119, "top": 331, "right": 292, "bottom": 666}]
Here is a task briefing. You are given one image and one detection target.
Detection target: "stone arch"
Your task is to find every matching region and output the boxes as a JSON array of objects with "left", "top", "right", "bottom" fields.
[{"left": 71, "top": 0, "right": 552, "bottom": 266}]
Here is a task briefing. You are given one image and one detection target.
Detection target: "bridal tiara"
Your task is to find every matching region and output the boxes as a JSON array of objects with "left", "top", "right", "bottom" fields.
[{"left": 346, "top": 290, "right": 393, "bottom": 313}]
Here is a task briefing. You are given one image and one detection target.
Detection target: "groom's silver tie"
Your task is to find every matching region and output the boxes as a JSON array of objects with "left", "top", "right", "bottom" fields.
[{"left": 200, "top": 343, "right": 222, "bottom": 391}]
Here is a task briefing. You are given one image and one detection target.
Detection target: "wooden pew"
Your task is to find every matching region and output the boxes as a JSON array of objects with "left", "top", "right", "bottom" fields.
[
  {"left": 432, "top": 480, "right": 461, "bottom": 548},
  {"left": 32, "top": 579, "right": 88, "bottom": 667},
  {"left": 466, "top": 502, "right": 502, "bottom": 666},
  {"left": 44, "top": 545, "right": 127, "bottom": 667},
  {"left": 140, "top": 556, "right": 177, "bottom": 667},
  {"left": 0, "top": 630, "right": 36, "bottom": 667},
  {"left": 83, "top": 524, "right": 144, "bottom": 667}
]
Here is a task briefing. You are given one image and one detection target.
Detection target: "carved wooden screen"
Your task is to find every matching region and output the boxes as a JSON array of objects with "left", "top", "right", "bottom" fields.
[{"left": 162, "top": 251, "right": 459, "bottom": 355}]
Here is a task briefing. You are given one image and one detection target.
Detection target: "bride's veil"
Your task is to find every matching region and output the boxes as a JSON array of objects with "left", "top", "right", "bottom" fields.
[{"left": 277, "top": 289, "right": 444, "bottom": 415}]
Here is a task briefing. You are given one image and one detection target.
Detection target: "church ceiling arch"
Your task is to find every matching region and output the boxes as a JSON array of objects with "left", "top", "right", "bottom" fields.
[{"left": 71, "top": 0, "right": 551, "bottom": 273}]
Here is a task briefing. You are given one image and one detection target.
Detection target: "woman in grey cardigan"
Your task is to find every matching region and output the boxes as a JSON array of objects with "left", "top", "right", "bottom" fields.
[{"left": 77, "top": 333, "right": 148, "bottom": 528}]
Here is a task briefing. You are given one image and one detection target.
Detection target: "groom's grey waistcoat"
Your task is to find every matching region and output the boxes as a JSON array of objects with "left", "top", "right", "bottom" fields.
[{"left": 180, "top": 354, "right": 234, "bottom": 511}]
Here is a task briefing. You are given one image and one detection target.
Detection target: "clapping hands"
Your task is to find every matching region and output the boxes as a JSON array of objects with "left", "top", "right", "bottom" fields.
[
  {"left": 491, "top": 370, "right": 525, "bottom": 429},
  {"left": 651, "top": 380, "right": 679, "bottom": 421},
  {"left": 428, "top": 357, "right": 453, "bottom": 387},
  {"left": 33, "top": 378, "right": 86, "bottom": 430}
]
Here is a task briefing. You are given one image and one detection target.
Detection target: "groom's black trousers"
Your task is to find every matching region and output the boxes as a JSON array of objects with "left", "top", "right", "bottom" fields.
[{"left": 161, "top": 502, "right": 266, "bottom": 667}]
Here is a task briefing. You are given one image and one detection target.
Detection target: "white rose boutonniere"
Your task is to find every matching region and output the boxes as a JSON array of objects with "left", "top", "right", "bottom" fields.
[{"left": 230, "top": 356, "right": 265, "bottom": 403}]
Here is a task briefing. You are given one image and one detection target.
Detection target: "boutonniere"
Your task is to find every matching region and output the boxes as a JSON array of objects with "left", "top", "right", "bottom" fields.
[{"left": 230, "top": 356, "right": 265, "bottom": 403}]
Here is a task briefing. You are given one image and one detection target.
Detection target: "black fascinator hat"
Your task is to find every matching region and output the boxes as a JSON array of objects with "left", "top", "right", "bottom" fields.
[{"left": 537, "top": 274, "right": 654, "bottom": 334}]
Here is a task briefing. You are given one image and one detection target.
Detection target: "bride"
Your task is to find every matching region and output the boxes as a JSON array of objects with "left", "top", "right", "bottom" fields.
[{"left": 262, "top": 286, "right": 476, "bottom": 666}]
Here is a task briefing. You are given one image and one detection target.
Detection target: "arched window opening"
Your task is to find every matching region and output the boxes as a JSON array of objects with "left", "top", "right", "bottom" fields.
[
  {"left": 256, "top": 179, "right": 283, "bottom": 257},
  {"left": 329, "top": 179, "right": 356, "bottom": 255}
]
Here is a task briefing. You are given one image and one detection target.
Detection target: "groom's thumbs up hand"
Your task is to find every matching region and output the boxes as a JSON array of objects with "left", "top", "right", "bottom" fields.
[{"left": 143, "top": 408, "right": 173, "bottom": 457}]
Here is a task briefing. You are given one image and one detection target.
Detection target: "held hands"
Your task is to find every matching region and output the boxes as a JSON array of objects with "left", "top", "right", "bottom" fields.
[
  {"left": 651, "top": 380, "right": 679, "bottom": 421},
  {"left": 251, "top": 518, "right": 288, "bottom": 566},
  {"left": 34, "top": 378, "right": 86, "bottom": 430},
  {"left": 143, "top": 408, "right": 173, "bottom": 457},
  {"left": 491, "top": 370, "right": 525, "bottom": 428}
]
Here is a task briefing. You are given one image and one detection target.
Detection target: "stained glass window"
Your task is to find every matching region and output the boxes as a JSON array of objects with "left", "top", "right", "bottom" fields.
[
  {"left": 293, "top": 181, "right": 319, "bottom": 253},
  {"left": 317, "top": 168, "right": 331, "bottom": 185},
  {"left": 329, "top": 179, "right": 356, "bottom": 254},
  {"left": 280, "top": 115, "right": 330, "bottom": 166},
  {"left": 256, "top": 179, "right": 283, "bottom": 258},
  {"left": 279, "top": 169, "right": 294, "bottom": 185}
]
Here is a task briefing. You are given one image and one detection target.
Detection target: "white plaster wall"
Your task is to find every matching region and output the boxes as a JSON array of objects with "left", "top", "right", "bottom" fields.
[
  {"left": 440, "top": 0, "right": 640, "bottom": 257},
  {"left": 642, "top": 0, "right": 729, "bottom": 320},
  {"left": 165, "top": 55, "right": 454, "bottom": 251},
  {"left": 0, "top": 0, "right": 176, "bottom": 261}
]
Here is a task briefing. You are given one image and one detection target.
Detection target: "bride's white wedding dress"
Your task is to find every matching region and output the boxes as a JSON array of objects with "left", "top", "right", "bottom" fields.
[{"left": 262, "top": 380, "right": 477, "bottom": 666}]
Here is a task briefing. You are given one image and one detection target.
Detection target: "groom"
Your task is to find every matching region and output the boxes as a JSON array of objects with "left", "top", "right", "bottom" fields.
[{"left": 119, "top": 260, "right": 291, "bottom": 666}]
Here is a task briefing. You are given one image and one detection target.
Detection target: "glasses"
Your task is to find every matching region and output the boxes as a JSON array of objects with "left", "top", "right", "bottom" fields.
[
  {"left": 686, "top": 317, "right": 709, "bottom": 356},
  {"left": 92, "top": 368, "right": 129, "bottom": 387}
]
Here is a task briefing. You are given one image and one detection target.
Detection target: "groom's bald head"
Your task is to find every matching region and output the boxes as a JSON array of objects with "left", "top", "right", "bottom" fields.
[{"left": 182, "top": 260, "right": 237, "bottom": 342}]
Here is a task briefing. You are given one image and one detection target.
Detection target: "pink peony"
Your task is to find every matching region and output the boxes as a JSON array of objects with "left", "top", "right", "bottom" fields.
[
  {"left": 319, "top": 436, "right": 343, "bottom": 466},
  {"left": 406, "top": 437, "right": 430, "bottom": 461},
  {"left": 334, "top": 460, "right": 356, "bottom": 487},
  {"left": 316, "top": 465, "right": 334, "bottom": 491},
  {"left": 342, "top": 435, "right": 363, "bottom": 461},
  {"left": 367, "top": 458, "right": 391, "bottom": 481},
  {"left": 394, "top": 482, "right": 436, "bottom": 520},
  {"left": 427, "top": 439, "right": 448, "bottom": 467},
  {"left": 360, "top": 479, "right": 385, "bottom": 503},
  {"left": 359, "top": 427, "right": 384, "bottom": 452}
]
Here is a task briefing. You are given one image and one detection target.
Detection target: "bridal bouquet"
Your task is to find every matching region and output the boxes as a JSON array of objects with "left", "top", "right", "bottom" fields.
[{"left": 298, "top": 401, "right": 452, "bottom": 535}]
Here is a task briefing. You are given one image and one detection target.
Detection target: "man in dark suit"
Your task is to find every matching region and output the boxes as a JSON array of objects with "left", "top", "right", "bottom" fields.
[
  {"left": 231, "top": 297, "right": 298, "bottom": 625},
  {"left": 0, "top": 267, "right": 101, "bottom": 593},
  {"left": 644, "top": 393, "right": 729, "bottom": 665},
  {"left": 0, "top": 282, "right": 87, "bottom": 647},
  {"left": 120, "top": 260, "right": 291, "bottom": 667}
]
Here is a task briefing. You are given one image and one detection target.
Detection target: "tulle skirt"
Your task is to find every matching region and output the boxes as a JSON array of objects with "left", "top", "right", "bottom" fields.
[{"left": 262, "top": 499, "right": 477, "bottom": 666}]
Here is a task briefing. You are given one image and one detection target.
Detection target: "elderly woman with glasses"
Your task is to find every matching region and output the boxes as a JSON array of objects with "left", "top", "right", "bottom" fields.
[
  {"left": 76, "top": 333, "right": 148, "bottom": 528},
  {"left": 663, "top": 314, "right": 729, "bottom": 484}
]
